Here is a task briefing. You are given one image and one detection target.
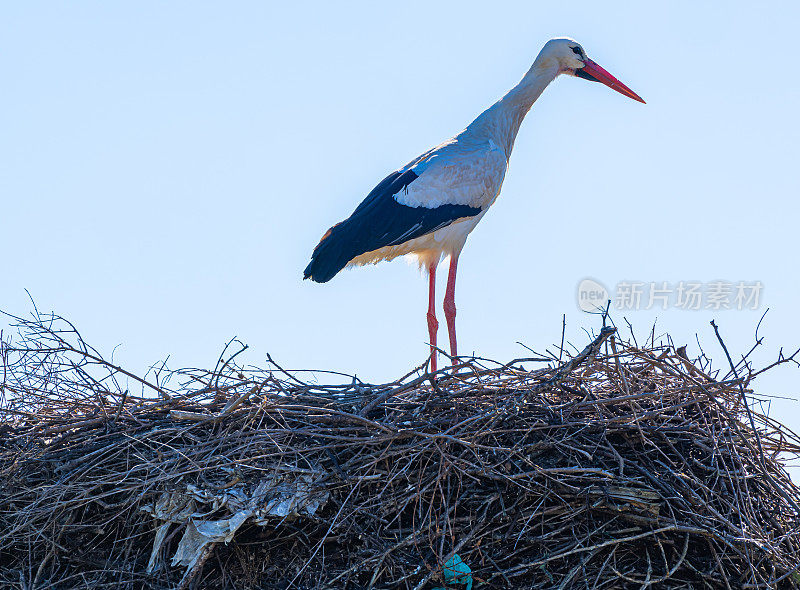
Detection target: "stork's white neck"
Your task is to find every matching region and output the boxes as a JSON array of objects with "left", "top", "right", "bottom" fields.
[{"left": 464, "top": 61, "right": 560, "bottom": 157}]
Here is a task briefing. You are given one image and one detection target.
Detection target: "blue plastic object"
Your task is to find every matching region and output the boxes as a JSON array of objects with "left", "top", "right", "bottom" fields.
[{"left": 432, "top": 553, "right": 472, "bottom": 590}]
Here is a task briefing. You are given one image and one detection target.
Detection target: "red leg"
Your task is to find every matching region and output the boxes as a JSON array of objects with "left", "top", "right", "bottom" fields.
[
  {"left": 444, "top": 253, "right": 459, "bottom": 364},
  {"left": 426, "top": 262, "right": 438, "bottom": 372}
]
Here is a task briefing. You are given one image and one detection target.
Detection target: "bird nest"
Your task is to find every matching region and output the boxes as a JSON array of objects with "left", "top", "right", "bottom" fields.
[{"left": 1, "top": 313, "right": 799, "bottom": 589}]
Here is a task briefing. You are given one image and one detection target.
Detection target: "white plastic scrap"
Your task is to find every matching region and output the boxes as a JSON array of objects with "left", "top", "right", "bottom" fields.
[
  {"left": 171, "top": 509, "right": 250, "bottom": 568},
  {"left": 254, "top": 474, "right": 328, "bottom": 523},
  {"left": 142, "top": 473, "right": 329, "bottom": 574}
]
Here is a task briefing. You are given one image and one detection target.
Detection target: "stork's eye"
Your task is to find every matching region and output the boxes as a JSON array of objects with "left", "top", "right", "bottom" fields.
[{"left": 571, "top": 46, "right": 583, "bottom": 56}]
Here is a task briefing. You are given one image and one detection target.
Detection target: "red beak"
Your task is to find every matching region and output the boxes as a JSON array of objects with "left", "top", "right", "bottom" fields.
[{"left": 576, "top": 58, "right": 645, "bottom": 104}]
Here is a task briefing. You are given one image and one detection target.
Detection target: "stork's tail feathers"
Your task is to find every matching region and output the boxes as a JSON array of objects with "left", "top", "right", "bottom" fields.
[{"left": 303, "top": 222, "right": 351, "bottom": 283}]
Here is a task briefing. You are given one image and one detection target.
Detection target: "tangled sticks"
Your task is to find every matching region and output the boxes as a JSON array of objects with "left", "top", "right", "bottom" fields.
[{"left": 1, "top": 313, "right": 799, "bottom": 589}]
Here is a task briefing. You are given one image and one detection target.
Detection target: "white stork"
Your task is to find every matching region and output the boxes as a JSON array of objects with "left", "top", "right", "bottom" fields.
[{"left": 304, "top": 38, "right": 644, "bottom": 372}]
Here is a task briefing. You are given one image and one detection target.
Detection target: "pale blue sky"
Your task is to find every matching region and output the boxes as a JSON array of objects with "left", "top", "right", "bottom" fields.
[{"left": 2, "top": 3, "right": 799, "bottom": 473}]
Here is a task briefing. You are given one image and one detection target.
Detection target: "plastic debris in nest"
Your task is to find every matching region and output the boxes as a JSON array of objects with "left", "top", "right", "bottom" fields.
[
  {"left": 141, "top": 472, "right": 329, "bottom": 577},
  {"left": 433, "top": 554, "right": 473, "bottom": 590}
]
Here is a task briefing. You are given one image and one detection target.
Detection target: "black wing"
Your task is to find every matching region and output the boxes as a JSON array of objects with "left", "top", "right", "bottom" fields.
[{"left": 304, "top": 170, "right": 481, "bottom": 283}]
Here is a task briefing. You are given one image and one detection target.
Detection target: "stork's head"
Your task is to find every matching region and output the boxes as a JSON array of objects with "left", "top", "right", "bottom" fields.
[{"left": 537, "top": 38, "right": 645, "bottom": 104}]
